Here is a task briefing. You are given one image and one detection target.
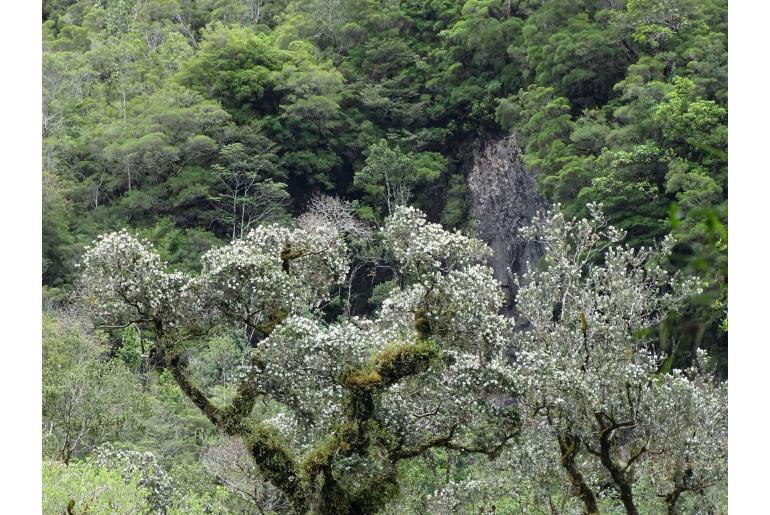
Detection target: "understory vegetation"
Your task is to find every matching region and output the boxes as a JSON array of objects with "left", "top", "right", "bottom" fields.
[{"left": 42, "top": 0, "right": 727, "bottom": 513}]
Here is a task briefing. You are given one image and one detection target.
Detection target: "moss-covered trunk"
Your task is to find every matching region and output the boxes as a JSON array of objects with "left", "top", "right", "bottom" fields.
[{"left": 166, "top": 338, "right": 444, "bottom": 514}]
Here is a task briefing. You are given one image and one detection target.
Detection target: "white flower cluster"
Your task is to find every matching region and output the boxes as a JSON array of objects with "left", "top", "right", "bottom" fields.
[
  {"left": 79, "top": 230, "right": 195, "bottom": 331},
  {"left": 377, "top": 265, "right": 511, "bottom": 350},
  {"left": 642, "top": 361, "right": 728, "bottom": 505},
  {"left": 197, "top": 234, "right": 297, "bottom": 327},
  {"left": 382, "top": 205, "right": 491, "bottom": 276},
  {"left": 425, "top": 472, "right": 514, "bottom": 514},
  {"left": 199, "top": 224, "right": 349, "bottom": 326},
  {"left": 250, "top": 314, "right": 382, "bottom": 439},
  {"left": 376, "top": 210, "right": 516, "bottom": 451},
  {"left": 93, "top": 443, "right": 176, "bottom": 513}
]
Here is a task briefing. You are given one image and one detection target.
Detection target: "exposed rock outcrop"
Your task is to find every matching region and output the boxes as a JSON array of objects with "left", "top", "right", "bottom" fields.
[{"left": 468, "top": 133, "right": 546, "bottom": 318}]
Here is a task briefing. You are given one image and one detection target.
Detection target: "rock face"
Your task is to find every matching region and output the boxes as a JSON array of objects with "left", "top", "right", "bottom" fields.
[{"left": 468, "top": 133, "right": 546, "bottom": 318}]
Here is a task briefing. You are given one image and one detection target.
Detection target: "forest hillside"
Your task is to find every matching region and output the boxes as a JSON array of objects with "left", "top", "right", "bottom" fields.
[{"left": 42, "top": 1, "right": 727, "bottom": 513}]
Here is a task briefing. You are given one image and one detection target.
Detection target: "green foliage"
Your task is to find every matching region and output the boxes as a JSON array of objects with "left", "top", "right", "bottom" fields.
[
  {"left": 43, "top": 459, "right": 150, "bottom": 514},
  {"left": 521, "top": 0, "right": 631, "bottom": 109},
  {"left": 178, "top": 23, "right": 362, "bottom": 195},
  {"left": 117, "top": 326, "right": 143, "bottom": 371},
  {"left": 137, "top": 218, "right": 222, "bottom": 273},
  {"left": 354, "top": 139, "right": 444, "bottom": 217},
  {"left": 209, "top": 140, "right": 290, "bottom": 238},
  {"left": 496, "top": 85, "right": 576, "bottom": 180},
  {"left": 187, "top": 333, "right": 249, "bottom": 390},
  {"left": 137, "top": 369, "right": 218, "bottom": 464},
  {"left": 42, "top": 172, "right": 75, "bottom": 287},
  {"left": 368, "top": 279, "right": 397, "bottom": 311},
  {"left": 42, "top": 313, "right": 151, "bottom": 463},
  {"left": 166, "top": 487, "right": 234, "bottom": 515},
  {"left": 665, "top": 158, "right": 722, "bottom": 209},
  {"left": 654, "top": 76, "right": 727, "bottom": 158},
  {"left": 43, "top": 456, "right": 237, "bottom": 515},
  {"left": 177, "top": 24, "right": 285, "bottom": 119}
]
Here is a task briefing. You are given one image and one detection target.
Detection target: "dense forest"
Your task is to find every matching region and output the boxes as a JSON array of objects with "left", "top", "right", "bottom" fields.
[{"left": 42, "top": 0, "right": 728, "bottom": 513}]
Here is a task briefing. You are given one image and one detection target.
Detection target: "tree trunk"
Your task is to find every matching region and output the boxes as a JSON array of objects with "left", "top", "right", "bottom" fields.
[
  {"left": 665, "top": 488, "right": 683, "bottom": 515},
  {"left": 595, "top": 418, "right": 638, "bottom": 515},
  {"left": 558, "top": 433, "right": 599, "bottom": 515}
]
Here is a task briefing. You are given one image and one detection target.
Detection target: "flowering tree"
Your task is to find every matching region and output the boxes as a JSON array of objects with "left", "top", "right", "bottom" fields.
[
  {"left": 642, "top": 354, "right": 728, "bottom": 514},
  {"left": 509, "top": 205, "right": 727, "bottom": 514},
  {"left": 78, "top": 205, "right": 518, "bottom": 513}
]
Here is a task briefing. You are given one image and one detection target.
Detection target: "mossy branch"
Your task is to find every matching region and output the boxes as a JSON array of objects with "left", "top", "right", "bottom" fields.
[
  {"left": 343, "top": 339, "right": 439, "bottom": 391},
  {"left": 392, "top": 423, "right": 518, "bottom": 461},
  {"left": 302, "top": 424, "right": 356, "bottom": 479},
  {"left": 340, "top": 340, "right": 439, "bottom": 425},
  {"left": 391, "top": 424, "right": 460, "bottom": 460},
  {"left": 168, "top": 351, "right": 226, "bottom": 429},
  {"left": 280, "top": 244, "right": 306, "bottom": 273},
  {"left": 168, "top": 349, "right": 308, "bottom": 508},
  {"left": 245, "top": 423, "right": 307, "bottom": 511},
  {"left": 168, "top": 350, "right": 265, "bottom": 435}
]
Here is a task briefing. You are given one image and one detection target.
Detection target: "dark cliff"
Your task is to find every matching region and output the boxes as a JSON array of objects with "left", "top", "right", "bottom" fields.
[{"left": 468, "top": 133, "right": 546, "bottom": 320}]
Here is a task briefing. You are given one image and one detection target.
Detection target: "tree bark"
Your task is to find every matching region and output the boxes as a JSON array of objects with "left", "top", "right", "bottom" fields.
[
  {"left": 665, "top": 487, "right": 685, "bottom": 515},
  {"left": 594, "top": 415, "right": 638, "bottom": 515},
  {"left": 557, "top": 433, "right": 599, "bottom": 515}
]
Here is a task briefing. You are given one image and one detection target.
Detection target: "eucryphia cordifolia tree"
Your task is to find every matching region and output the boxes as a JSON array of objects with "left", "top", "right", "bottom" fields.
[
  {"left": 508, "top": 205, "right": 726, "bottom": 514},
  {"left": 79, "top": 205, "right": 518, "bottom": 513}
]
